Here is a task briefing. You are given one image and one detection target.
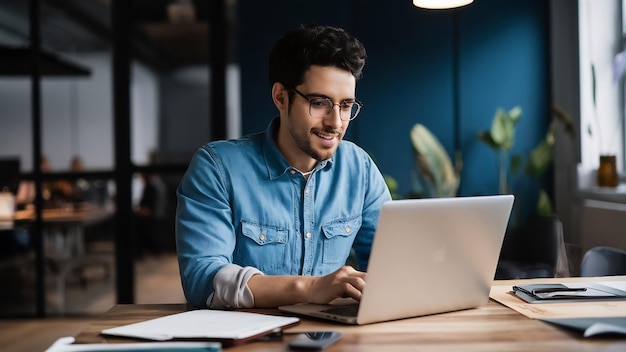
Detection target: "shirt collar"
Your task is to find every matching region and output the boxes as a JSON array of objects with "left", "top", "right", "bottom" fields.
[{"left": 262, "top": 117, "right": 334, "bottom": 180}]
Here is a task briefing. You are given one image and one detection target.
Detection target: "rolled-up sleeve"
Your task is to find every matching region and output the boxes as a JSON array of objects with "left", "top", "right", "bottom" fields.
[{"left": 208, "top": 264, "right": 263, "bottom": 309}]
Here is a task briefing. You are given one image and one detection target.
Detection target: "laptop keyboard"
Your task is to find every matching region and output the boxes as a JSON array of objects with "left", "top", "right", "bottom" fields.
[{"left": 320, "top": 304, "right": 359, "bottom": 317}]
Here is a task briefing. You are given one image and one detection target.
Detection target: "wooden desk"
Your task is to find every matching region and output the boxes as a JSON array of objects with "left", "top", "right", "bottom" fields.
[{"left": 72, "top": 278, "right": 626, "bottom": 351}]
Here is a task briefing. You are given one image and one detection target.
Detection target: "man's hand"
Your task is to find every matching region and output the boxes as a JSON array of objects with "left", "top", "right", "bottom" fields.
[
  {"left": 306, "top": 266, "right": 367, "bottom": 304},
  {"left": 247, "top": 266, "right": 367, "bottom": 308}
]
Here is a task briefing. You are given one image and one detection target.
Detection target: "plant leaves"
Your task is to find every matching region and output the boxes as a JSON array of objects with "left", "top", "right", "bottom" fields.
[
  {"left": 490, "top": 107, "right": 521, "bottom": 151},
  {"left": 509, "top": 106, "right": 522, "bottom": 123},
  {"left": 411, "top": 124, "right": 460, "bottom": 197},
  {"left": 510, "top": 154, "right": 523, "bottom": 175},
  {"left": 537, "top": 189, "right": 553, "bottom": 216},
  {"left": 476, "top": 131, "right": 499, "bottom": 150},
  {"left": 527, "top": 140, "right": 553, "bottom": 178},
  {"left": 490, "top": 108, "right": 508, "bottom": 147}
]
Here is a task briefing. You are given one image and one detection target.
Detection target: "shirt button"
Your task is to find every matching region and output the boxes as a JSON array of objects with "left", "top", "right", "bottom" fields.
[
  {"left": 290, "top": 170, "right": 296, "bottom": 175},
  {"left": 345, "top": 226, "right": 351, "bottom": 233},
  {"left": 305, "top": 232, "right": 311, "bottom": 239},
  {"left": 259, "top": 234, "right": 265, "bottom": 241}
]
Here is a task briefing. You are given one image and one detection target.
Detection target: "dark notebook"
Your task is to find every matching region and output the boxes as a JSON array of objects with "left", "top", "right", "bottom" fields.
[{"left": 512, "top": 283, "right": 626, "bottom": 304}]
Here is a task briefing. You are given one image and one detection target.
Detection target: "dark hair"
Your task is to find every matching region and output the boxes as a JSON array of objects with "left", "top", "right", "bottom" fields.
[{"left": 268, "top": 24, "right": 367, "bottom": 90}]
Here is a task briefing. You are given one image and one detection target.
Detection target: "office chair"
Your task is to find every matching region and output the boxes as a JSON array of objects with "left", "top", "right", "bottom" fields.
[
  {"left": 580, "top": 246, "right": 626, "bottom": 277},
  {"left": 495, "top": 216, "right": 569, "bottom": 279}
]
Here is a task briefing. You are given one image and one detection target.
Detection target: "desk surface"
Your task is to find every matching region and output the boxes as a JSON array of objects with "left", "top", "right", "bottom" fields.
[{"left": 72, "top": 277, "right": 626, "bottom": 351}]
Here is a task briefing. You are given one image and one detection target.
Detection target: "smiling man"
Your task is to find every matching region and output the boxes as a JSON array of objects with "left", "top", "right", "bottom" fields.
[{"left": 176, "top": 24, "right": 391, "bottom": 309}]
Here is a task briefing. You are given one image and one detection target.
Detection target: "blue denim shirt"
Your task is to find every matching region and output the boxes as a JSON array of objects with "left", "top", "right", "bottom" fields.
[{"left": 176, "top": 118, "right": 391, "bottom": 308}]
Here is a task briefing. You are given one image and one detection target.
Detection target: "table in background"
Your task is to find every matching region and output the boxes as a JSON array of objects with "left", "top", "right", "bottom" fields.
[
  {"left": 15, "top": 205, "right": 114, "bottom": 313},
  {"left": 72, "top": 278, "right": 626, "bottom": 351}
]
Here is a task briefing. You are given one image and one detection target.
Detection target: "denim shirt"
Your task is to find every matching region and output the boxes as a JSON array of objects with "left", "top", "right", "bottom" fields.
[{"left": 176, "top": 118, "right": 392, "bottom": 308}]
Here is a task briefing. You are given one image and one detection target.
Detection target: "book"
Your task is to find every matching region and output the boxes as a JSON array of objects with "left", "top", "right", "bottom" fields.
[{"left": 101, "top": 310, "right": 299, "bottom": 347}]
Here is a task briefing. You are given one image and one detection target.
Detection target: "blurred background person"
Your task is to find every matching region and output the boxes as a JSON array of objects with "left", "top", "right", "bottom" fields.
[{"left": 133, "top": 152, "right": 168, "bottom": 259}]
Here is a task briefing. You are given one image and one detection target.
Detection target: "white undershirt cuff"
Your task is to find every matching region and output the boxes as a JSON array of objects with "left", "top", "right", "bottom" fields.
[{"left": 207, "top": 263, "right": 263, "bottom": 309}]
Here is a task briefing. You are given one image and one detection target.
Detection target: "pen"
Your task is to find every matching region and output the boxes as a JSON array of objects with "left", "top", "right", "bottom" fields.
[{"left": 531, "top": 287, "right": 587, "bottom": 294}]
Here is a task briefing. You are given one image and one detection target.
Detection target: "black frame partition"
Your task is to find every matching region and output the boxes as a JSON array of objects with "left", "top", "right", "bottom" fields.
[{"left": 13, "top": 0, "right": 230, "bottom": 316}]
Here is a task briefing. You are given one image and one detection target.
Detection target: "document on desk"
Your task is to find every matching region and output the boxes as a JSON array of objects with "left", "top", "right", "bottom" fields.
[
  {"left": 490, "top": 280, "right": 626, "bottom": 337},
  {"left": 101, "top": 309, "right": 300, "bottom": 347},
  {"left": 490, "top": 280, "right": 626, "bottom": 319}
]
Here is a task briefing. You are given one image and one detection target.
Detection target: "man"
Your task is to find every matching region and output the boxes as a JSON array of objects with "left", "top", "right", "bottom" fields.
[{"left": 176, "top": 24, "right": 391, "bottom": 309}]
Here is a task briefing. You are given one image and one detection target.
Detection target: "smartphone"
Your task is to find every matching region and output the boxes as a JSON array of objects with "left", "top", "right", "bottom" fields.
[{"left": 288, "top": 331, "right": 343, "bottom": 350}]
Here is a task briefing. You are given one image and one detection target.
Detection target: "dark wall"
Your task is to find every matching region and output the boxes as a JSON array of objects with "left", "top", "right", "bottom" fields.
[{"left": 237, "top": 0, "right": 550, "bottom": 220}]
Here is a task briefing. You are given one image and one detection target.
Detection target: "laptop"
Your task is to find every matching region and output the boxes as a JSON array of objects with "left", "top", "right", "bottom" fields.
[{"left": 279, "top": 194, "right": 514, "bottom": 325}]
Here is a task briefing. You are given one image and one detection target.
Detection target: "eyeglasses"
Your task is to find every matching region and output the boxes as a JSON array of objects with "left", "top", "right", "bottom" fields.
[{"left": 291, "top": 88, "right": 363, "bottom": 121}]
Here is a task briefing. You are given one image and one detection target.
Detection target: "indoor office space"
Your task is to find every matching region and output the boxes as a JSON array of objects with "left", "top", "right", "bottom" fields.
[{"left": 0, "top": 0, "right": 625, "bottom": 351}]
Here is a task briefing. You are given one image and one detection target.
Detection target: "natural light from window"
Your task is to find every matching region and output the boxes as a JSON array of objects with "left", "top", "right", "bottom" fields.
[{"left": 579, "top": 0, "right": 624, "bottom": 173}]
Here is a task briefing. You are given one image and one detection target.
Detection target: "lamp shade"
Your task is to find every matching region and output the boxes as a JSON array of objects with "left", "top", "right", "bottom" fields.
[{"left": 412, "top": 0, "right": 473, "bottom": 9}]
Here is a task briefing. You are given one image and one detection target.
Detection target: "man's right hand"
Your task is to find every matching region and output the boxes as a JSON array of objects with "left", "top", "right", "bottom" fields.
[
  {"left": 305, "top": 266, "right": 367, "bottom": 304},
  {"left": 247, "top": 265, "right": 367, "bottom": 308}
]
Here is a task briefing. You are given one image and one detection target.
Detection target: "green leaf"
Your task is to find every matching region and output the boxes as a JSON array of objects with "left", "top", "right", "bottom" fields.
[
  {"left": 510, "top": 154, "right": 523, "bottom": 175},
  {"left": 537, "top": 189, "right": 553, "bottom": 216},
  {"left": 490, "top": 108, "right": 508, "bottom": 147},
  {"left": 490, "top": 107, "right": 521, "bottom": 151},
  {"left": 509, "top": 106, "right": 522, "bottom": 123},
  {"left": 383, "top": 175, "right": 400, "bottom": 200},
  {"left": 411, "top": 124, "right": 460, "bottom": 198},
  {"left": 527, "top": 140, "right": 553, "bottom": 178},
  {"left": 476, "top": 131, "right": 500, "bottom": 150}
]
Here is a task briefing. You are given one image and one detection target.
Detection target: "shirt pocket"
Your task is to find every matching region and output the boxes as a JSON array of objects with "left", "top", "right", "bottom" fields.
[
  {"left": 321, "top": 217, "right": 362, "bottom": 264},
  {"left": 238, "top": 220, "right": 288, "bottom": 272}
]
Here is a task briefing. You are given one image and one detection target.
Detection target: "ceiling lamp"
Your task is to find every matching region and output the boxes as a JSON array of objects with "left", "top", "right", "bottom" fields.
[{"left": 412, "top": 0, "right": 474, "bottom": 9}]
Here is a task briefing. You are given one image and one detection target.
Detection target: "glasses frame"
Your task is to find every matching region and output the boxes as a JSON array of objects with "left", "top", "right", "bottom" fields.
[{"left": 291, "top": 87, "right": 363, "bottom": 121}]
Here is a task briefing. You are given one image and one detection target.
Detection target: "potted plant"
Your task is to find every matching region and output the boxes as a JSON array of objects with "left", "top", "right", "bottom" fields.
[
  {"left": 477, "top": 105, "right": 575, "bottom": 217},
  {"left": 479, "top": 106, "right": 575, "bottom": 279},
  {"left": 476, "top": 106, "right": 521, "bottom": 195}
]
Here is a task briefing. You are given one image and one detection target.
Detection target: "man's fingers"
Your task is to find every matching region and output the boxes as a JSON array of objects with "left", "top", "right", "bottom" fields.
[
  {"left": 341, "top": 280, "right": 364, "bottom": 301},
  {"left": 339, "top": 273, "right": 366, "bottom": 300}
]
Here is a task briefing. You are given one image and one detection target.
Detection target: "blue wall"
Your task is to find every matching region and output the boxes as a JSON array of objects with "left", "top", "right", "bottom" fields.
[{"left": 237, "top": 0, "right": 549, "bottom": 219}]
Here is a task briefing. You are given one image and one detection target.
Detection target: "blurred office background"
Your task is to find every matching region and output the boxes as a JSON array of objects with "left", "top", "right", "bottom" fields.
[{"left": 0, "top": 0, "right": 624, "bottom": 317}]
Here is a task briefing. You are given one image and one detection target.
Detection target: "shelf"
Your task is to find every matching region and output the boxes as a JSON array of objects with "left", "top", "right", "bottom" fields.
[
  {"left": 0, "top": 45, "right": 90, "bottom": 77},
  {"left": 579, "top": 184, "right": 626, "bottom": 204}
]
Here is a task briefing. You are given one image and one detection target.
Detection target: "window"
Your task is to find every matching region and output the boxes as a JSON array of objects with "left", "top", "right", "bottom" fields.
[{"left": 579, "top": 0, "right": 624, "bottom": 173}]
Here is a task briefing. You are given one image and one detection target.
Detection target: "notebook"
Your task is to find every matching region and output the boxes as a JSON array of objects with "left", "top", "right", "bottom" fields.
[
  {"left": 100, "top": 309, "right": 299, "bottom": 347},
  {"left": 279, "top": 194, "right": 515, "bottom": 325}
]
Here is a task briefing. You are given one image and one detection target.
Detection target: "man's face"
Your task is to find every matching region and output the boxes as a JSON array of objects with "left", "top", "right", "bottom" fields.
[{"left": 277, "top": 65, "right": 357, "bottom": 168}]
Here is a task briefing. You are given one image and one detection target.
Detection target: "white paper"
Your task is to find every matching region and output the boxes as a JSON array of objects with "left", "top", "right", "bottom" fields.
[
  {"left": 562, "top": 281, "right": 626, "bottom": 295},
  {"left": 595, "top": 281, "right": 626, "bottom": 291},
  {"left": 101, "top": 310, "right": 299, "bottom": 341}
]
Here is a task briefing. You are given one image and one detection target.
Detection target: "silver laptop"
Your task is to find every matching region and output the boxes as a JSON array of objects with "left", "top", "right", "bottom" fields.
[{"left": 279, "top": 194, "right": 514, "bottom": 325}]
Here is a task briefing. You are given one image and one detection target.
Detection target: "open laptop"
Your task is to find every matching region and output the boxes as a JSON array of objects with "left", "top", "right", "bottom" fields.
[{"left": 279, "top": 194, "right": 514, "bottom": 325}]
